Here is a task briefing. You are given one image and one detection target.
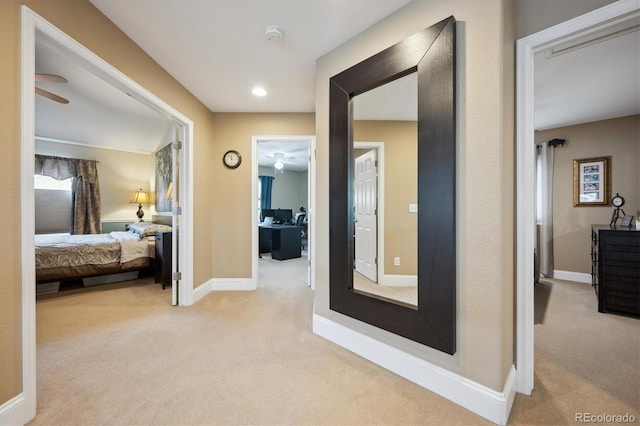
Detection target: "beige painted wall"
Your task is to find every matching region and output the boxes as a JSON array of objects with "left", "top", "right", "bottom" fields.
[
  {"left": 536, "top": 115, "right": 640, "bottom": 274},
  {"left": 35, "top": 140, "right": 155, "bottom": 222},
  {"left": 211, "top": 113, "right": 314, "bottom": 278},
  {"left": 354, "top": 120, "right": 418, "bottom": 275},
  {"left": 0, "top": 0, "right": 215, "bottom": 405},
  {"left": 315, "top": 0, "right": 515, "bottom": 391}
]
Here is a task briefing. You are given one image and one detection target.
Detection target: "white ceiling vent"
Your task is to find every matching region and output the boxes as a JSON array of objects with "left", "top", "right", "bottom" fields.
[{"left": 265, "top": 25, "right": 284, "bottom": 42}]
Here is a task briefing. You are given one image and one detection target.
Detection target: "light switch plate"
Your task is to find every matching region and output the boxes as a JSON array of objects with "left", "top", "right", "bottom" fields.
[{"left": 409, "top": 203, "right": 418, "bottom": 213}]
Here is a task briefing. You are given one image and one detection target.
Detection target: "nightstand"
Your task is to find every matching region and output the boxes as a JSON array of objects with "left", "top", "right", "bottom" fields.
[{"left": 155, "top": 230, "right": 172, "bottom": 289}]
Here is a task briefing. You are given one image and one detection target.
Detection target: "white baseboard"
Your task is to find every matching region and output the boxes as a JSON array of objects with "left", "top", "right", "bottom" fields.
[
  {"left": 0, "top": 393, "right": 26, "bottom": 426},
  {"left": 552, "top": 270, "right": 591, "bottom": 284},
  {"left": 313, "top": 314, "right": 516, "bottom": 425},
  {"left": 192, "top": 278, "right": 256, "bottom": 303},
  {"left": 380, "top": 274, "right": 417, "bottom": 287}
]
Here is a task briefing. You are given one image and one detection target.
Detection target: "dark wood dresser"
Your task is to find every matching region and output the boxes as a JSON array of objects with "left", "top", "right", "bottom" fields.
[
  {"left": 591, "top": 225, "right": 640, "bottom": 318},
  {"left": 155, "top": 230, "right": 172, "bottom": 289}
]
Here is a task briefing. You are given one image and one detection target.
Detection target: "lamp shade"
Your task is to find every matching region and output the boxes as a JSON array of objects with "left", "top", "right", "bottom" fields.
[{"left": 129, "top": 189, "right": 151, "bottom": 204}]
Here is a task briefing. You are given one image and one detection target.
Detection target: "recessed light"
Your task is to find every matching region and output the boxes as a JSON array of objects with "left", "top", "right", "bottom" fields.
[{"left": 252, "top": 87, "right": 267, "bottom": 97}]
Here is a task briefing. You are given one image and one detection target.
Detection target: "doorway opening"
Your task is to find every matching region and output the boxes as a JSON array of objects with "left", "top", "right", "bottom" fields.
[
  {"left": 252, "top": 136, "right": 316, "bottom": 290},
  {"left": 516, "top": 0, "right": 639, "bottom": 395},
  {"left": 21, "top": 6, "right": 195, "bottom": 419}
]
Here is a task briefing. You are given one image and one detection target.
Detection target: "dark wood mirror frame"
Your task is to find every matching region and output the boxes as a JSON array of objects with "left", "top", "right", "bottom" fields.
[{"left": 329, "top": 16, "right": 456, "bottom": 354}]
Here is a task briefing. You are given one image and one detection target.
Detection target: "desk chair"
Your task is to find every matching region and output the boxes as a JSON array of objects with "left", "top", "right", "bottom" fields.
[{"left": 296, "top": 214, "right": 306, "bottom": 249}]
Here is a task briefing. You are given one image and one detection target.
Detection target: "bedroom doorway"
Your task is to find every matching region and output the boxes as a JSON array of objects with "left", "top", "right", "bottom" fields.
[
  {"left": 515, "top": 0, "right": 638, "bottom": 395},
  {"left": 252, "top": 135, "right": 316, "bottom": 290},
  {"left": 21, "top": 6, "right": 195, "bottom": 419},
  {"left": 32, "top": 34, "right": 181, "bottom": 305}
]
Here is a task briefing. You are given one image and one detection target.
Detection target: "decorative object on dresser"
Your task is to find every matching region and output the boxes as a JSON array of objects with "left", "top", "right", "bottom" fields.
[
  {"left": 591, "top": 225, "right": 639, "bottom": 318},
  {"left": 130, "top": 189, "right": 151, "bottom": 221},
  {"left": 620, "top": 215, "right": 634, "bottom": 227},
  {"left": 155, "top": 230, "right": 172, "bottom": 289},
  {"left": 609, "top": 193, "right": 626, "bottom": 226}
]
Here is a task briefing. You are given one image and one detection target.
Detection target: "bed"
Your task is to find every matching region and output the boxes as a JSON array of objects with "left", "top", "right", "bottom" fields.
[{"left": 35, "top": 221, "right": 172, "bottom": 291}]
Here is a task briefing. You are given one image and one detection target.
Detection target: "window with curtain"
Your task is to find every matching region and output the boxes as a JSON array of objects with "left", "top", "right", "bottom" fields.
[
  {"left": 536, "top": 144, "right": 555, "bottom": 278},
  {"left": 259, "top": 175, "right": 274, "bottom": 211},
  {"left": 34, "top": 175, "right": 73, "bottom": 234},
  {"left": 35, "top": 154, "right": 102, "bottom": 234}
]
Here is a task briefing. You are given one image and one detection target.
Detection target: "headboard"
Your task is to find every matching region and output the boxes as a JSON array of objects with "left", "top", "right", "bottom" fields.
[{"left": 152, "top": 215, "right": 172, "bottom": 226}]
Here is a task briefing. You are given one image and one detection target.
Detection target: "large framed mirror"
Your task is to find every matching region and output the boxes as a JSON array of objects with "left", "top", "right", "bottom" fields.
[{"left": 329, "top": 16, "right": 456, "bottom": 354}]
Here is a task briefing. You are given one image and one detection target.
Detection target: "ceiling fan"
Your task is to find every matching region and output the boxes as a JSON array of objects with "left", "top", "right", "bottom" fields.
[
  {"left": 35, "top": 73, "right": 69, "bottom": 104},
  {"left": 266, "top": 152, "right": 296, "bottom": 172}
]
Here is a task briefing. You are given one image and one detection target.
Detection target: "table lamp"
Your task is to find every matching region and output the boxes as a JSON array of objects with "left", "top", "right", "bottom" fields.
[{"left": 129, "top": 189, "right": 151, "bottom": 221}]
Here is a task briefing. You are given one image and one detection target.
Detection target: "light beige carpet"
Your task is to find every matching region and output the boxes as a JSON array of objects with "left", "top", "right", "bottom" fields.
[
  {"left": 30, "top": 270, "right": 638, "bottom": 425},
  {"left": 509, "top": 278, "right": 639, "bottom": 424},
  {"left": 353, "top": 271, "right": 417, "bottom": 306}
]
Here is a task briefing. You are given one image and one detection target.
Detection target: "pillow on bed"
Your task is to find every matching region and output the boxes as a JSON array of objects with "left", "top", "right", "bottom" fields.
[{"left": 128, "top": 222, "right": 172, "bottom": 238}]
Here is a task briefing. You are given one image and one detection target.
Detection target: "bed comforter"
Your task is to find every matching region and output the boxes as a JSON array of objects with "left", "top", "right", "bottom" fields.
[{"left": 35, "top": 232, "right": 153, "bottom": 282}]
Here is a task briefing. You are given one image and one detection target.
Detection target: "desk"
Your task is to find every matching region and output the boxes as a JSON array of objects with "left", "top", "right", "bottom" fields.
[{"left": 259, "top": 224, "right": 302, "bottom": 260}]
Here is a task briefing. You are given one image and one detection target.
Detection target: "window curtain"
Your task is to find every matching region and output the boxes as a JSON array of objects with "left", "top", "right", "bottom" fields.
[
  {"left": 535, "top": 144, "right": 554, "bottom": 278},
  {"left": 35, "top": 155, "right": 102, "bottom": 234},
  {"left": 259, "top": 175, "right": 274, "bottom": 210}
]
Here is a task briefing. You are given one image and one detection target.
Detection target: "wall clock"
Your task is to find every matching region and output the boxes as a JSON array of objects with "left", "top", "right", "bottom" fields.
[{"left": 223, "top": 150, "right": 242, "bottom": 169}]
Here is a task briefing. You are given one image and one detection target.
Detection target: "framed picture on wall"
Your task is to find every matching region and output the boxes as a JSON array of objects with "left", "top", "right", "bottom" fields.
[
  {"left": 573, "top": 156, "right": 611, "bottom": 206},
  {"left": 155, "top": 143, "right": 173, "bottom": 213}
]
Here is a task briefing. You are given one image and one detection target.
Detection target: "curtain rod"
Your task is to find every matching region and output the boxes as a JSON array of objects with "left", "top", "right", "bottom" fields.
[{"left": 35, "top": 153, "right": 99, "bottom": 163}]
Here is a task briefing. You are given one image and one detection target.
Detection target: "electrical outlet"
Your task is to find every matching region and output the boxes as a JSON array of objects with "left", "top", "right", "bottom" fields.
[
  {"left": 409, "top": 203, "right": 418, "bottom": 213},
  {"left": 394, "top": 257, "right": 400, "bottom": 266}
]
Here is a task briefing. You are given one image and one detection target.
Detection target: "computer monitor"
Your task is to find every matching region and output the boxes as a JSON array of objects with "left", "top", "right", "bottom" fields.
[
  {"left": 261, "top": 209, "right": 275, "bottom": 222},
  {"left": 274, "top": 208, "right": 293, "bottom": 223}
]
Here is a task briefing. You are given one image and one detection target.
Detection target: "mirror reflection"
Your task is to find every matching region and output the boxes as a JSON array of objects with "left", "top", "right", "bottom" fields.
[{"left": 352, "top": 73, "right": 418, "bottom": 307}]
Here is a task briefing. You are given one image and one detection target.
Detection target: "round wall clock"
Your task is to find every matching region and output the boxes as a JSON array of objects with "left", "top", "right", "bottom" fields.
[{"left": 223, "top": 150, "right": 242, "bottom": 169}]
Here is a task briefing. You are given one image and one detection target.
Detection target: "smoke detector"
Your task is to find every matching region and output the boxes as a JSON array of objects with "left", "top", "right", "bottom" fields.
[{"left": 265, "top": 25, "right": 284, "bottom": 41}]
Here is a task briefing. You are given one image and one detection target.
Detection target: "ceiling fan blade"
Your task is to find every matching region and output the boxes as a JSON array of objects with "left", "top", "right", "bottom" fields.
[
  {"left": 35, "top": 87, "right": 69, "bottom": 104},
  {"left": 35, "top": 73, "right": 68, "bottom": 83}
]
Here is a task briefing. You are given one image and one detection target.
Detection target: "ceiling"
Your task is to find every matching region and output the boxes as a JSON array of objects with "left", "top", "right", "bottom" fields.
[
  {"left": 35, "top": 37, "right": 173, "bottom": 154},
  {"left": 534, "top": 17, "right": 639, "bottom": 130},
  {"left": 257, "top": 139, "right": 310, "bottom": 172},
  {"left": 89, "top": 0, "right": 413, "bottom": 113},
  {"left": 34, "top": 1, "right": 639, "bottom": 162}
]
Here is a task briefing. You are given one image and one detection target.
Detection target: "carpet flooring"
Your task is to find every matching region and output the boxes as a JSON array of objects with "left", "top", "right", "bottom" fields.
[
  {"left": 353, "top": 271, "right": 417, "bottom": 306},
  {"left": 509, "top": 278, "right": 639, "bottom": 424},
  {"left": 30, "top": 267, "right": 638, "bottom": 425}
]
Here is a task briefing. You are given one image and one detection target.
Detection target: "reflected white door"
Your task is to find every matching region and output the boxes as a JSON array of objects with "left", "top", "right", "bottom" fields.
[{"left": 354, "top": 150, "right": 377, "bottom": 282}]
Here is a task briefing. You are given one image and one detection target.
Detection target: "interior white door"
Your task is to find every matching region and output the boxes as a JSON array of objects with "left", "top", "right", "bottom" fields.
[
  {"left": 354, "top": 149, "right": 378, "bottom": 282},
  {"left": 307, "top": 147, "right": 312, "bottom": 287},
  {"left": 171, "top": 124, "right": 181, "bottom": 306}
]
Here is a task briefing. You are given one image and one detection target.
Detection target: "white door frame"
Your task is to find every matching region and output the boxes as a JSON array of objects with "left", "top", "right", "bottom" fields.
[
  {"left": 515, "top": 0, "right": 639, "bottom": 395},
  {"left": 19, "top": 6, "right": 195, "bottom": 422},
  {"left": 251, "top": 135, "right": 317, "bottom": 289},
  {"left": 354, "top": 142, "right": 385, "bottom": 284}
]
